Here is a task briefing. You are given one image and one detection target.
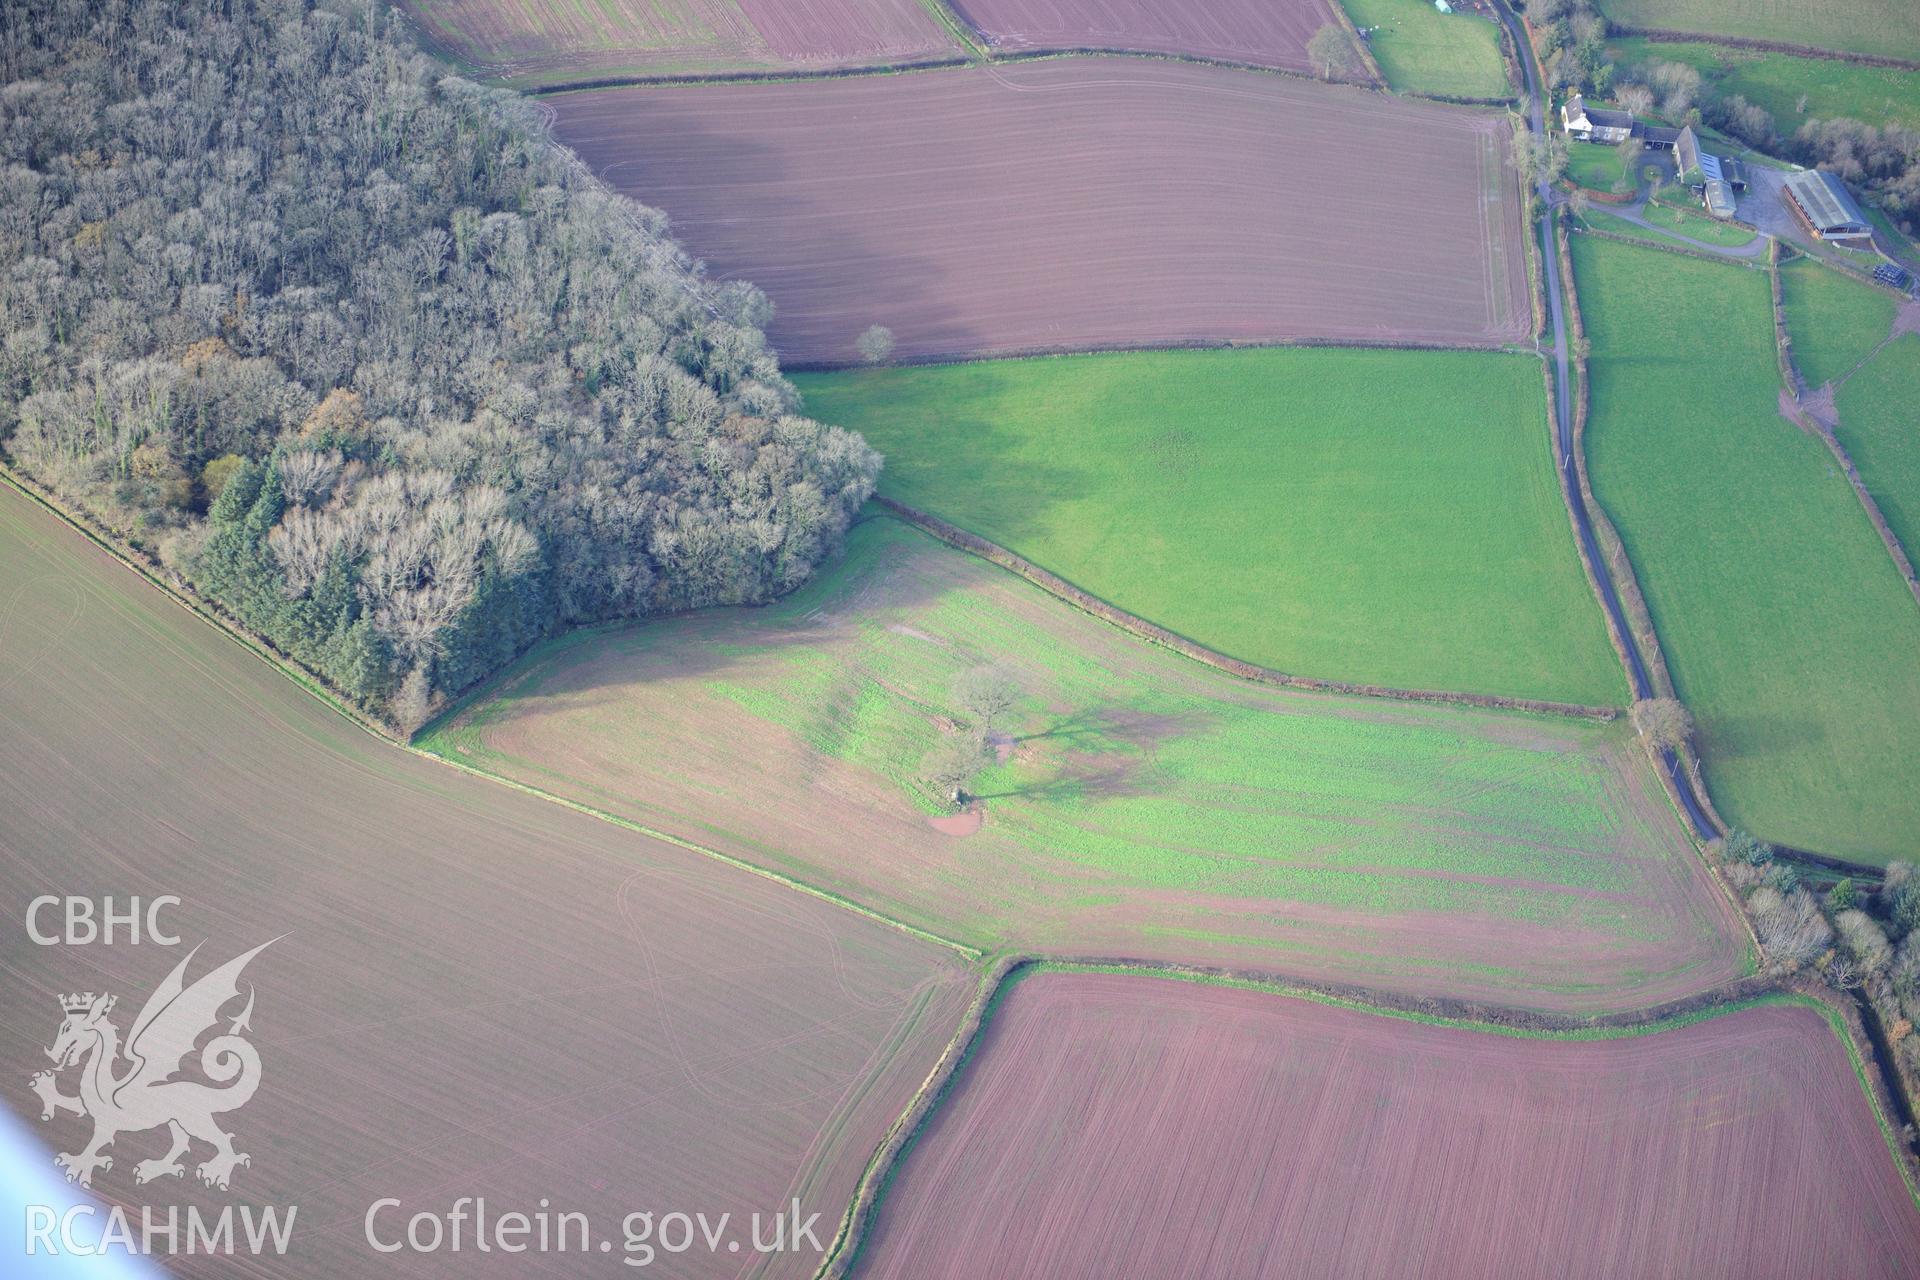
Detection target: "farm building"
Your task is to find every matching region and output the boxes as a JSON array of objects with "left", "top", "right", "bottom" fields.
[
  {"left": 1562, "top": 95, "right": 1633, "bottom": 144},
  {"left": 1638, "top": 124, "right": 1681, "bottom": 151},
  {"left": 1781, "top": 169, "right": 1874, "bottom": 242},
  {"left": 1674, "top": 127, "right": 1746, "bottom": 219}
]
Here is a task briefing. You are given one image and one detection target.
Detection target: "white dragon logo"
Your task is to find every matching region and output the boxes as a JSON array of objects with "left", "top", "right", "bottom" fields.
[{"left": 28, "top": 941, "right": 274, "bottom": 1191}]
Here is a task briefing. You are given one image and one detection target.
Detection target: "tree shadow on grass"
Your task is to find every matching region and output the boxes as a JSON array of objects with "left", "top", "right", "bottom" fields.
[{"left": 981, "top": 703, "right": 1213, "bottom": 804}]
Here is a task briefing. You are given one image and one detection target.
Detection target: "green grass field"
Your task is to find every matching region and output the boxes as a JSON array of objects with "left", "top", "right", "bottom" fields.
[
  {"left": 1595, "top": 0, "right": 1920, "bottom": 63},
  {"left": 1779, "top": 256, "right": 1899, "bottom": 386},
  {"left": 1567, "top": 141, "right": 1636, "bottom": 192},
  {"left": 792, "top": 348, "right": 1624, "bottom": 706},
  {"left": 423, "top": 517, "right": 1748, "bottom": 1011},
  {"left": 1640, "top": 199, "right": 1762, "bottom": 246},
  {"left": 1780, "top": 257, "right": 1920, "bottom": 566},
  {"left": 1579, "top": 208, "right": 1719, "bottom": 252},
  {"left": 1609, "top": 37, "right": 1920, "bottom": 134},
  {"left": 1575, "top": 235, "right": 1920, "bottom": 861},
  {"left": 1341, "top": 0, "right": 1511, "bottom": 99}
]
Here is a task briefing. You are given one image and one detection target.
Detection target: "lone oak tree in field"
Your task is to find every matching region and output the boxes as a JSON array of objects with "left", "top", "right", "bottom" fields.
[
  {"left": 954, "top": 664, "right": 1021, "bottom": 737},
  {"left": 923, "top": 731, "right": 990, "bottom": 809}
]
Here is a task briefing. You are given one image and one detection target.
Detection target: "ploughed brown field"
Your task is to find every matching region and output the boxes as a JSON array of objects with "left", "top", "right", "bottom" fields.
[
  {"left": 861, "top": 971, "right": 1920, "bottom": 1279},
  {"left": 949, "top": 0, "right": 1352, "bottom": 75},
  {"left": 549, "top": 59, "right": 1532, "bottom": 363},
  {"left": 0, "top": 483, "right": 973, "bottom": 1278},
  {"left": 402, "top": 0, "right": 959, "bottom": 84}
]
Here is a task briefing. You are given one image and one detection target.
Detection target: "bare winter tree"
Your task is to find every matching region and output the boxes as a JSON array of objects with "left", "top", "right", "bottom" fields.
[
  {"left": 0, "top": 0, "right": 883, "bottom": 723},
  {"left": 856, "top": 324, "right": 895, "bottom": 365},
  {"left": 1630, "top": 697, "right": 1694, "bottom": 753},
  {"left": 1615, "top": 83, "right": 1655, "bottom": 119},
  {"left": 1747, "top": 885, "right": 1831, "bottom": 968},
  {"left": 954, "top": 664, "right": 1020, "bottom": 737},
  {"left": 1307, "top": 24, "right": 1363, "bottom": 82},
  {"left": 1510, "top": 124, "right": 1569, "bottom": 189},
  {"left": 922, "top": 730, "right": 989, "bottom": 809},
  {"left": 1615, "top": 137, "right": 1645, "bottom": 193}
]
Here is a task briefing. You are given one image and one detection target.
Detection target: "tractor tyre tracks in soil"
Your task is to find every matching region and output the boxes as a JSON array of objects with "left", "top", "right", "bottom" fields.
[{"left": 814, "top": 955, "right": 1920, "bottom": 1278}]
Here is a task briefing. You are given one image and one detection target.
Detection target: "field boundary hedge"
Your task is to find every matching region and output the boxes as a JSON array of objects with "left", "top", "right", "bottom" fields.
[
  {"left": 1324, "top": 0, "right": 1389, "bottom": 88},
  {"left": 1553, "top": 224, "right": 1763, "bottom": 856},
  {"left": 0, "top": 464, "right": 398, "bottom": 741},
  {"left": 1770, "top": 252, "right": 1920, "bottom": 609},
  {"left": 793, "top": 332, "right": 1526, "bottom": 375},
  {"left": 1609, "top": 25, "right": 1920, "bottom": 73},
  {"left": 868, "top": 500, "right": 1621, "bottom": 718},
  {"left": 1571, "top": 219, "right": 1763, "bottom": 266},
  {"left": 525, "top": 42, "right": 1381, "bottom": 97},
  {"left": 1564, "top": 236, "right": 1909, "bottom": 880},
  {"left": 816, "top": 955, "right": 1920, "bottom": 1276}
]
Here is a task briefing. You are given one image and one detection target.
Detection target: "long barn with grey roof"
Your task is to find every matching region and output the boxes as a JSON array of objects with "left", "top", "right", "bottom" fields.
[{"left": 1781, "top": 169, "right": 1873, "bottom": 242}]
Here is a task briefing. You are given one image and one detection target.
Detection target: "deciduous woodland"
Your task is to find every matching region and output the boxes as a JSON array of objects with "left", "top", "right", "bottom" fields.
[{"left": 0, "top": 0, "right": 878, "bottom": 726}]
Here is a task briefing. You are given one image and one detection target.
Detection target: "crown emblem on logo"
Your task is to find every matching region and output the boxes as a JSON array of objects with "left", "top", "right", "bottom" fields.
[{"left": 60, "top": 992, "right": 105, "bottom": 1015}]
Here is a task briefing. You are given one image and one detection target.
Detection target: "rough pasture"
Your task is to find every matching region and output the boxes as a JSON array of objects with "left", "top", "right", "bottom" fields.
[
  {"left": 426, "top": 519, "right": 1751, "bottom": 1014},
  {"left": 859, "top": 972, "right": 1920, "bottom": 1279},
  {"left": 0, "top": 483, "right": 973, "bottom": 1278},
  {"left": 549, "top": 60, "right": 1533, "bottom": 363},
  {"left": 946, "top": 0, "right": 1347, "bottom": 75},
  {"left": 401, "top": 0, "right": 958, "bottom": 85}
]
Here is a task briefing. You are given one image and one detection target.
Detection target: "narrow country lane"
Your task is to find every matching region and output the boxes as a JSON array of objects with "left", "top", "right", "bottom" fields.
[{"left": 1494, "top": 0, "right": 1717, "bottom": 840}]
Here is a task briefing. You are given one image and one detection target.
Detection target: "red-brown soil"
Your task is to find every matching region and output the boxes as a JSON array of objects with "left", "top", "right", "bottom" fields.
[
  {"left": 950, "top": 0, "right": 1346, "bottom": 74},
  {"left": 402, "top": 0, "right": 957, "bottom": 82},
  {"left": 925, "top": 805, "right": 983, "bottom": 836},
  {"left": 550, "top": 60, "right": 1533, "bottom": 363},
  {"left": 860, "top": 971, "right": 1920, "bottom": 1279},
  {"left": 0, "top": 484, "right": 972, "bottom": 1278},
  {"left": 737, "top": 0, "right": 952, "bottom": 62}
]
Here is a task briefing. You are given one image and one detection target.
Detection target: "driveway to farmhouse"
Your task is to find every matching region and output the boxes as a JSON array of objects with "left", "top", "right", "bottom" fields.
[{"left": 1609, "top": 188, "right": 1770, "bottom": 260}]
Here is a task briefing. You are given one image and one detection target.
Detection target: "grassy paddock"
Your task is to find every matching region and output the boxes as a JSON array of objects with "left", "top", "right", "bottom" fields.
[
  {"left": 1780, "top": 258, "right": 1920, "bottom": 560},
  {"left": 423, "top": 517, "right": 1748, "bottom": 1011},
  {"left": 794, "top": 347, "right": 1623, "bottom": 705},
  {"left": 1579, "top": 208, "right": 1719, "bottom": 251},
  {"left": 1575, "top": 235, "right": 1920, "bottom": 861},
  {"left": 1595, "top": 0, "right": 1920, "bottom": 63},
  {"left": 1609, "top": 36, "right": 1920, "bottom": 133},
  {"left": 1639, "top": 199, "right": 1762, "bottom": 245},
  {"left": 1340, "top": 0, "right": 1510, "bottom": 98},
  {"left": 1567, "top": 140, "right": 1636, "bottom": 192}
]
